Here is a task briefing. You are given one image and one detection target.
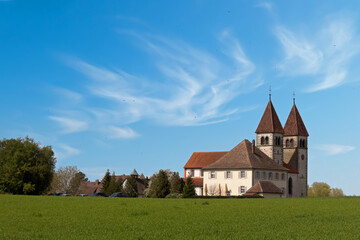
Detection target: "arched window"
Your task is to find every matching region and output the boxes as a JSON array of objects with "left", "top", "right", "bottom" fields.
[
  {"left": 278, "top": 137, "right": 281, "bottom": 146},
  {"left": 303, "top": 139, "right": 306, "bottom": 148},
  {"left": 261, "top": 137, "right": 264, "bottom": 145},
  {"left": 265, "top": 137, "right": 269, "bottom": 145},
  {"left": 290, "top": 139, "right": 294, "bottom": 147},
  {"left": 288, "top": 177, "right": 293, "bottom": 195},
  {"left": 299, "top": 139, "right": 302, "bottom": 148},
  {"left": 286, "top": 139, "right": 290, "bottom": 147}
]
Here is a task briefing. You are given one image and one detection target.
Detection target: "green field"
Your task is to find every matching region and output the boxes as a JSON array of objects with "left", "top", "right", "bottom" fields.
[{"left": 0, "top": 195, "right": 359, "bottom": 239}]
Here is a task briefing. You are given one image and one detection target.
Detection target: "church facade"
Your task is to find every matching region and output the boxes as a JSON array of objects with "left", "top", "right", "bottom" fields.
[{"left": 184, "top": 98, "right": 309, "bottom": 198}]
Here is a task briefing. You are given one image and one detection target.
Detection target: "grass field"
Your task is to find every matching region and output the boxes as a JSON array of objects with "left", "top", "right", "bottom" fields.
[{"left": 0, "top": 195, "right": 359, "bottom": 240}]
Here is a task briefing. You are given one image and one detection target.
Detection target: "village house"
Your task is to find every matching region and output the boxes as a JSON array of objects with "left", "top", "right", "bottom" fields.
[{"left": 184, "top": 96, "right": 308, "bottom": 198}]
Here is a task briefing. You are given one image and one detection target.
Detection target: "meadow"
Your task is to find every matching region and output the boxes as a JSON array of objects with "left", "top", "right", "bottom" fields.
[{"left": 0, "top": 195, "right": 359, "bottom": 240}]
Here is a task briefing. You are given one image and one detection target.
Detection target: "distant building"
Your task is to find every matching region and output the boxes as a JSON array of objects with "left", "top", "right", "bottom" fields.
[
  {"left": 184, "top": 97, "right": 308, "bottom": 198},
  {"left": 78, "top": 169, "right": 146, "bottom": 197}
]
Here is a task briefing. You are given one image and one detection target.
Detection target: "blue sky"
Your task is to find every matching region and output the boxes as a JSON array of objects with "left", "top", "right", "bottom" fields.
[{"left": 1, "top": 0, "right": 359, "bottom": 195}]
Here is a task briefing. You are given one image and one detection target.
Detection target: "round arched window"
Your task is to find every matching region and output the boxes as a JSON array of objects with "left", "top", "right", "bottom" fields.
[{"left": 301, "top": 154, "right": 305, "bottom": 160}]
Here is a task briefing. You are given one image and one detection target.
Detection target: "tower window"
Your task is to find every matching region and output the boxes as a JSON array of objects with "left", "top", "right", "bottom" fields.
[
  {"left": 261, "top": 137, "right": 265, "bottom": 145},
  {"left": 290, "top": 139, "right": 294, "bottom": 147},
  {"left": 262, "top": 172, "right": 266, "bottom": 180},
  {"left": 265, "top": 137, "right": 269, "bottom": 145},
  {"left": 286, "top": 139, "right": 290, "bottom": 147}
]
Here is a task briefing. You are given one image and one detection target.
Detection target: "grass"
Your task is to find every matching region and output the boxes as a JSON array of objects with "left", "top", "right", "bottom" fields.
[{"left": 0, "top": 195, "right": 359, "bottom": 239}]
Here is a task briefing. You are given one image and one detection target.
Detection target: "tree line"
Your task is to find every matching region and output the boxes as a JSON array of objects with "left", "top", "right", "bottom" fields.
[{"left": 0, "top": 137, "right": 346, "bottom": 198}]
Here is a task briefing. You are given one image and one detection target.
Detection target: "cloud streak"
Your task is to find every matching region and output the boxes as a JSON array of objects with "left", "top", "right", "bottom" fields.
[
  {"left": 275, "top": 15, "right": 360, "bottom": 92},
  {"left": 316, "top": 144, "right": 355, "bottom": 155},
  {"left": 53, "top": 31, "right": 262, "bottom": 138}
]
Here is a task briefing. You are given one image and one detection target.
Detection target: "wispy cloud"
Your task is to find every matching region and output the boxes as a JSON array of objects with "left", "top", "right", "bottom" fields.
[
  {"left": 316, "top": 144, "right": 355, "bottom": 155},
  {"left": 255, "top": 1, "right": 273, "bottom": 12},
  {"left": 53, "top": 31, "right": 262, "bottom": 138},
  {"left": 55, "top": 143, "right": 81, "bottom": 160},
  {"left": 49, "top": 116, "right": 88, "bottom": 133},
  {"left": 106, "top": 126, "right": 139, "bottom": 139},
  {"left": 275, "top": 15, "right": 360, "bottom": 92}
]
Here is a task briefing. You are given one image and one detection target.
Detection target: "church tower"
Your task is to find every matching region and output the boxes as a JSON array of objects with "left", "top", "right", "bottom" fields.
[
  {"left": 283, "top": 100, "right": 309, "bottom": 197},
  {"left": 255, "top": 98, "right": 284, "bottom": 165}
]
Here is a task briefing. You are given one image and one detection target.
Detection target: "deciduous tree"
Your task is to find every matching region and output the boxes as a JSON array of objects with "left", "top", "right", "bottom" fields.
[
  {"left": 50, "top": 166, "right": 85, "bottom": 194},
  {"left": 0, "top": 137, "right": 56, "bottom": 195}
]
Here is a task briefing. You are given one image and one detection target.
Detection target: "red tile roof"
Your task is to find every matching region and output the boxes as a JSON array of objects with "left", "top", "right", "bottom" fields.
[
  {"left": 184, "top": 151, "right": 228, "bottom": 168},
  {"left": 255, "top": 100, "right": 284, "bottom": 134},
  {"left": 191, "top": 178, "right": 203, "bottom": 187},
  {"left": 284, "top": 104, "right": 309, "bottom": 136},
  {"left": 246, "top": 181, "right": 282, "bottom": 194},
  {"left": 203, "top": 140, "right": 288, "bottom": 171},
  {"left": 283, "top": 162, "right": 298, "bottom": 174}
]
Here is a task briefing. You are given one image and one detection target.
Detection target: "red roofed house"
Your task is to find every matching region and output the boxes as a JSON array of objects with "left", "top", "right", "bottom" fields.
[{"left": 184, "top": 96, "right": 309, "bottom": 198}]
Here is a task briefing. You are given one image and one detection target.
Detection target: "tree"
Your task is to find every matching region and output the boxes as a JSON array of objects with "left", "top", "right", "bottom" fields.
[
  {"left": 182, "top": 177, "right": 196, "bottom": 198},
  {"left": 50, "top": 166, "right": 85, "bottom": 194},
  {"left": 169, "top": 172, "right": 183, "bottom": 194},
  {"left": 308, "top": 182, "right": 331, "bottom": 197},
  {"left": 330, "top": 188, "right": 344, "bottom": 197},
  {"left": 0, "top": 137, "right": 56, "bottom": 195},
  {"left": 125, "top": 175, "right": 138, "bottom": 197},
  {"left": 153, "top": 170, "right": 170, "bottom": 198},
  {"left": 101, "top": 169, "right": 111, "bottom": 194},
  {"left": 69, "top": 171, "right": 87, "bottom": 195}
]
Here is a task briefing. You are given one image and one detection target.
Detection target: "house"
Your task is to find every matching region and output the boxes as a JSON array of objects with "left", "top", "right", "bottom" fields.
[
  {"left": 184, "top": 96, "right": 309, "bottom": 198},
  {"left": 78, "top": 169, "right": 146, "bottom": 197}
]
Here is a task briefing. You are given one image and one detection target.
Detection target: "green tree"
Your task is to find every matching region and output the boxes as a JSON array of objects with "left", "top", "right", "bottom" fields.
[
  {"left": 101, "top": 169, "right": 111, "bottom": 194},
  {"left": 330, "top": 188, "right": 344, "bottom": 197},
  {"left": 107, "top": 171, "right": 117, "bottom": 195},
  {"left": 169, "top": 172, "right": 183, "bottom": 194},
  {"left": 70, "top": 171, "right": 88, "bottom": 195},
  {"left": 154, "top": 169, "right": 170, "bottom": 198},
  {"left": 125, "top": 175, "right": 138, "bottom": 197},
  {"left": 0, "top": 137, "right": 56, "bottom": 195},
  {"left": 308, "top": 182, "right": 331, "bottom": 197},
  {"left": 182, "top": 177, "right": 196, "bottom": 198}
]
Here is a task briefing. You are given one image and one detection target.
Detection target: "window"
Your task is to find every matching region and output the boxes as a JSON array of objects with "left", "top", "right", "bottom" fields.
[
  {"left": 190, "top": 170, "right": 194, "bottom": 177},
  {"left": 281, "top": 173, "right": 285, "bottom": 180},
  {"left": 240, "top": 171, "right": 245, "bottom": 179},
  {"left": 275, "top": 137, "right": 281, "bottom": 146},
  {"left": 265, "top": 137, "right": 269, "bottom": 145},
  {"left": 268, "top": 172, "right": 273, "bottom": 180},
  {"left": 288, "top": 177, "right": 293, "bottom": 195},
  {"left": 261, "top": 137, "right": 265, "bottom": 145},
  {"left": 226, "top": 171, "right": 231, "bottom": 179},
  {"left": 290, "top": 139, "right": 294, "bottom": 147},
  {"left": 201, "top": 170, "right": 204, "bottom": 177},
  {"left": 255, "top": 171, "right": 260, "bottom": 179},
  {"left": 281, "top": 187, "right": 285, "bottom": 194},
  {"left": 262, "top": 172, "right": 266, "bottom": 180},
  {"left": 286, "top": 139, "right": 290, "bottom": 147},
  {"left": 275, "top": 173, "right": 279, "bottom": 180},
  {"left": 211, "top": 171, "right": 215, "bottom": 179},
  {"left": 240, "top": 186, "right": 245, "bottom": 193},
  {"left": 303, "top": 140, "right": 306, "bottom": 148}
]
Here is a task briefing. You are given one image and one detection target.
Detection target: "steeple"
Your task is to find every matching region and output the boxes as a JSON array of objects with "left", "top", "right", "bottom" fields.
[
  {"left": 255, "top": 100, "right": 284, "bottom": 134},
  {"left": 284, "top": 104, "right": 309, "bottom": 136}
]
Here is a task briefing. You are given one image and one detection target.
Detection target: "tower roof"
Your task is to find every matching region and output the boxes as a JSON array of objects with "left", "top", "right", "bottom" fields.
[
  {"left": 131, "top": 169, "right": 139, "bottom": 176},
  {"left": 284, "top": 104, "right": 309, "bottom": 136},
  {"left": 255, "top": 100, "right": 284, "bottom": 134}
]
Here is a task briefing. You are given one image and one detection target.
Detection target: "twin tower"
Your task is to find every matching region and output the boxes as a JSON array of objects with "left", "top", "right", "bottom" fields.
[{"left": 255, "top": 98, "right": 309, "bottom": 197}]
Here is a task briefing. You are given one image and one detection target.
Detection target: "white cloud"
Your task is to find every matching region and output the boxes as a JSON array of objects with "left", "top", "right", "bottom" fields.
[
  {"left": 275, "top": 16, "right": 360, "bottom": 92},
  {"left": 49, "top": 116, "right": 88, "bottom": 133},
  {"left": 316, "top": 144, "right": 355, "bottom": 155},
  {"left": 255, "top": 1, "right": 273, "bottom": 12},
  {"left": 55, "top": 143, "right": 81, "bottom": 160},
  {"left": 106, "top": 126, "right": 139, "bottom": 139},
  {"left": 56, "top": 31, "right": 262, "bottom": 137}
]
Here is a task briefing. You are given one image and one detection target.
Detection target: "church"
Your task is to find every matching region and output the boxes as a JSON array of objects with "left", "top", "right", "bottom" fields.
[{"left": 184, "top": 96, "right": 309, "bottom": 198}]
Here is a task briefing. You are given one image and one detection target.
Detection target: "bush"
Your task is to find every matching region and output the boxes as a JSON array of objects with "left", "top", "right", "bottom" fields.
[{"left": 165, "top": 193, "right": 183, "bottom": 198}]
